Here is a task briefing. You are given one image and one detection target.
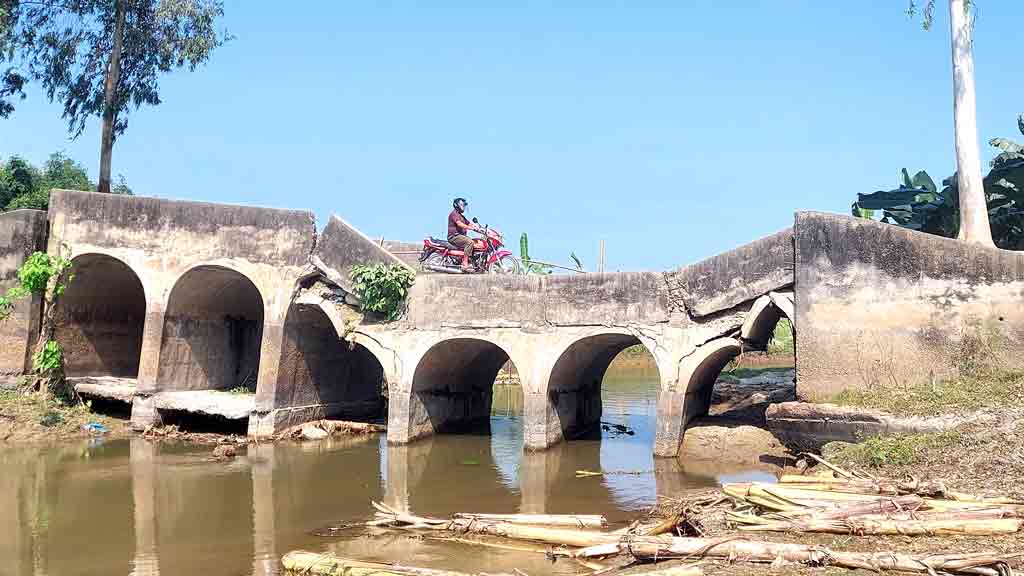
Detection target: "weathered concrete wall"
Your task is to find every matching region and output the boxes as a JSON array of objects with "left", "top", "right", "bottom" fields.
[
  {"left": 47, "top": 190, "right": 316, "bottom": 425},
  {"left": 274, "top": 303, "right": 384, "bottom": 420},
  {"left": 0, "top": 210, "right": 47, "bottom": 376},
  {"left": 665, "top": 228, "right": 793, "bottom": 317},
  {"left": 795, "top": 211, "right": 1024, "bottom": 401},
  {"left": 402, "top": 272, "right": 671, "bottom": 330},
  {"left": 55, "top": 254, "right": 146, "bottom": 378},
  {"left": 312, "top": 216, "right": 413, "bottom": 295}
]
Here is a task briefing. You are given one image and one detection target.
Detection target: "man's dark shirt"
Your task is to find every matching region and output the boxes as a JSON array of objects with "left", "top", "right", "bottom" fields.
[{"left": 448, "top": 209, "right": 469, "bottom": 240}]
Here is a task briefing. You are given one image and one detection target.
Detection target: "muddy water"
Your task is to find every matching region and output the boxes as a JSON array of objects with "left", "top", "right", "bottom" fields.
[{"left": 0, "top": 364, "right": 772, "bottom": 576}]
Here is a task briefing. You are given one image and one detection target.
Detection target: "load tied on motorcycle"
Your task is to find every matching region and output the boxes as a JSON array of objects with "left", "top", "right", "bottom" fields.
[{"left": 420, "top": 197, "right": 520, "bottom": 274}]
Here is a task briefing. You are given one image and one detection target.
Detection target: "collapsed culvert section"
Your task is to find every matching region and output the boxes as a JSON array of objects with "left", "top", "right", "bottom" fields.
[
  {"left": 547, "top": 333, "right": 655, "bottom": 441},
  {"left": 157, "top": 266, "right": 264, "bottom": 394},
  {"left": 412, "top": 338, "right": 513, "bottom": 434},
  {"left": 55, "top": 254, "right": 146, "bottom": 379},
  {"left": 276, "top": 303, "right": 386, "bottom": 422}
]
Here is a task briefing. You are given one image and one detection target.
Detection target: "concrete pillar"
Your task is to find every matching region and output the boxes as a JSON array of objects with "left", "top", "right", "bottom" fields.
[
  {"left": 385, "top": 384, "right": 433, "bottom": 445},
  {"left": 135, "top": 302, "right": 166, "bottom": 395},
  {"left": 130, "top": 392, "right": 164, "bottom": 431},
  {"left": 129, "top": 438, "right": 160, "bottom": 576},
  {"left": 654, "top": 390, "right": 686, "bottom": 458},
  {"left": 131, "top": 302, "right": 166, "bottom": 430},
  {"left": 248, "top": 314, "right": 286, "bottom": 438},
  {"left": 253, "top": 320, "right": 285, "bottom": 413},
  {"left": 654, "top": 387, "right": 712, "bottom": 458},
  {"left": 249, "top": 443, "right": 277, "bottom": 576},
  {"left": 522, "top": 392, "right": 562, "bottom": 451}
]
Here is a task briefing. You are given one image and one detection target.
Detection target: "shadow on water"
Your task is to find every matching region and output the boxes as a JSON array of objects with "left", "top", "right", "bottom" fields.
[{"left": 0, "top": 358, "right": 772, "bottom": 576}]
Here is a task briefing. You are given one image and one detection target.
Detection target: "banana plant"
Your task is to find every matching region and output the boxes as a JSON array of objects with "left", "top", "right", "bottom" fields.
[
  {"left": 519, "top": 233, "right": 551, "bottom": 275},
  {"left": 851, "top": 115, "right": 1024, "bottom": 249}
]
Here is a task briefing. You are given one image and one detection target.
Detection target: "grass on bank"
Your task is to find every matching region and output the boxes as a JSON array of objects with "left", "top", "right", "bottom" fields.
[
  {"left": 0, "top": 387, "right": 127, "bottom": 442},
  {"left": 822, "top": 430, "right": 967, "bottom": 468},
  {"left": 832, "top": 370, "right": 1024, "bottom": 417}
]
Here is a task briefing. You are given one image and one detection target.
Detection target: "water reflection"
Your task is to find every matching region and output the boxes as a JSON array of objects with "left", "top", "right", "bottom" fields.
[{"left": 2, "top": 360, "right": 768, "bottom": 576}]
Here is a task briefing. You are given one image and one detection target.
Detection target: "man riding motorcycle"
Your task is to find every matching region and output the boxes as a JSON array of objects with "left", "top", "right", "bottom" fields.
[{"left": 447, "top": 197, "right": 480, "bottom": 272}]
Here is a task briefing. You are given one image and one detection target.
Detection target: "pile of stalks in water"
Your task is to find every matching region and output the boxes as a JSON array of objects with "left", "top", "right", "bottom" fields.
[{"left": 282, "top": 455, "right": 1024, "bottom": 576}]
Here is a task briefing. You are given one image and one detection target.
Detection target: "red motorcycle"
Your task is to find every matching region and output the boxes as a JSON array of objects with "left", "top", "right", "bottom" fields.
[{"left": 419, "top": 218, "right": 520, "bottom": 274}]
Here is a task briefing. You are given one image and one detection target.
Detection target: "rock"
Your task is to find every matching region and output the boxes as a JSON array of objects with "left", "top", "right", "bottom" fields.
[
  {"left": 680, "top": 420, "right": 791, "bottom": 465},
  {"left": 212, "top": 444, "right": 237, "bottom": 459},
  {"left": 301, "top": 425, "right": 329, "bottom": 440}
]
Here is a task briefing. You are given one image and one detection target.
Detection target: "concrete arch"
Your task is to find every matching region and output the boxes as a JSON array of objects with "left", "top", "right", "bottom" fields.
[
  {"left": 741, "top": 292, "right": 793, "bottom": 350},
  {"left": 387, "top": 336, "right": 520, "bottom": 443},
  {"left": 156, "top": 265, "right": 265, "bottom": 392},
  {"left": 55, "top": 253, "right": 147, "bottom": 378},
  {"left": 275, "top": 302, "right": 386, "bottom": 421},
  {"left": 292, "top": 293, "right": 402, "bottom": 389},
  {"left": 545, "top": 332, "right": 652, "bottom": 440},
  {"left": 679, "top": 336, "right": 742, "bottom": 418},
  {"left": 159, "top": 261, "right": 269, "bottom": 315}
]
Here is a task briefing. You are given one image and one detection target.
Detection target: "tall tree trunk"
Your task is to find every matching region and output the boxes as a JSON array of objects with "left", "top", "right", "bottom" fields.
[
  {"left": 949, "top": 0, "right": 994, "bottom": 247},
  {"left": 98, "top": 0, "right": 126, "bottom": 194}
]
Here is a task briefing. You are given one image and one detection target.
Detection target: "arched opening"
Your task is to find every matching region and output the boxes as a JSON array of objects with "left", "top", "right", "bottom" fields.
[
  {"left": 55, "top": 254, "right": 146, "bottom": 380},
  {"left": 275, "top": 303, "right": 386, "bottom": 421},
  {"left": 411, "top": 338, "right": 515, "bottom": 435},
  {"left": 157, "top": 266, "right": 264, "bottom": 393},
  {"left": 712, "top": 293, "right": 796, "bottom": 421},
  {"left": 548, "top": 333, "right": 650, "bottom": 440}
]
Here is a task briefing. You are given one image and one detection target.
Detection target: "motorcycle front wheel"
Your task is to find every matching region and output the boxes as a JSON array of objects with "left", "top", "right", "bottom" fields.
[{"left": 488, "top": 254, "right": 521, "bottom": 275}]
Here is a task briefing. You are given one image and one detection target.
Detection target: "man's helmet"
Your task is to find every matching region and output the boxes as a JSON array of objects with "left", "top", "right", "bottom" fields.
[{"left": 453, "top": 197, "right": 468, "bottom": 212}]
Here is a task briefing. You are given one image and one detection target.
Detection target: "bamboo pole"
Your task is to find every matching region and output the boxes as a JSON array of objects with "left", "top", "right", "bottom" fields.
[
  {"left": 281, "top": 551, "right": 501, "bottom": 576},
  {"left": 600, "top": 537, "right": 1017, "bottom": 576},
  {"left": 736, "top": 517, "right": 1021, "bottom": 536},
  {"left": 370, "top": 502, "right": 617, "bottom": 548},
  {"left": 452, "top": 513, "right": 606, "bottom": 528}
]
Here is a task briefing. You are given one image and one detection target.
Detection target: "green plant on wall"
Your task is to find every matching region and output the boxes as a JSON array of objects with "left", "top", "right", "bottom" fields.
[
  {"left": 0, "top": 251, "right": 76, "bottom": 402},
  {"left": 349, "top": 263, "right": 416, "bottom": 321}
]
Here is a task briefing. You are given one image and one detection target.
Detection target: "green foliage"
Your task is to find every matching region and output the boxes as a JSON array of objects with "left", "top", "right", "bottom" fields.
[
  {"left": 0, "top": 251, "right": 72, "bottom": 322},
  {"left": 852, "top": 116, "right": 1024, "bottom": 250},
  {"left": 569, "top": 251, "right": 584, "bottom": 272},
  {"left": 823, "top": 430, "right": 963, "bottom": 468},
  {"left": 350, "top": 263, "right": 416, "bottom": 321},
  {"left": 767, "top": 318, "right": 794, "bottom": 356},
  {"left": 0, "top": 1, "right": 229, "bottom": 136},
  {"left": 518, "top": 233, "right": 551, "bottom": 275},
  {"left": 1, "top": 152, "right": 131, "bottom": 212},
  {"left": 32, "top": 340, "right": 63, "bottom": 376}
]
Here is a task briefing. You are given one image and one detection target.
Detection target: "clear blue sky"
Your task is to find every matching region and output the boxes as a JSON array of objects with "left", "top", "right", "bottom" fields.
[{"left": 2, "top": 1, "right": 1023, "bottom": 271}]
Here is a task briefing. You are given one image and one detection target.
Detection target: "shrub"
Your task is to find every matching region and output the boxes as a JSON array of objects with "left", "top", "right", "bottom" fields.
[{"left": 349, "top": 263, "right": 416, "bottom": 321}]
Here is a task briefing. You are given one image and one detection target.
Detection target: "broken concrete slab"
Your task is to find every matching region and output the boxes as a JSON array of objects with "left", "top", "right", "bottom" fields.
[
  {"left": 665, "top": 228, "right": 793, "bottom": 318},
  {"left": 765, "top": 401, "right": 970, "bottom": 449},
  {"left": 312, "top": 215, "right": 413, "bottom": 295},
  {"left": 151, "top": 390, "right": 256, "bottom": 420},
  {"left": 71, "top": 376, "right": 137, "bottom": 403}
]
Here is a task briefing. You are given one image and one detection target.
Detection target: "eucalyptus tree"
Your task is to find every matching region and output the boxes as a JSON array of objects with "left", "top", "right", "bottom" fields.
[
  {"left": 0, "top": 0, "right": 229, "bottom": 192},
  {"left": 908, "top": 0, "right": 993, "bottom": 247}
]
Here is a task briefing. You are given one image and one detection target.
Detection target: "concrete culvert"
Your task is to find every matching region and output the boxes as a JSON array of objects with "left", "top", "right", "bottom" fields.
[
  {"left": 547, "top": 334, "right": 652, "bottom": 440},
  {"left": 412, "top": 338, "right": 513, "bottom": 434},
  {"left": 157, "top": 266, "right": 264, "bottom": 393},
  {"left": 276, "top": 303, "right": 386, "bottom": 421},
  {"left": 55, "top": 253, "right": 146, "bottom": 378}
]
